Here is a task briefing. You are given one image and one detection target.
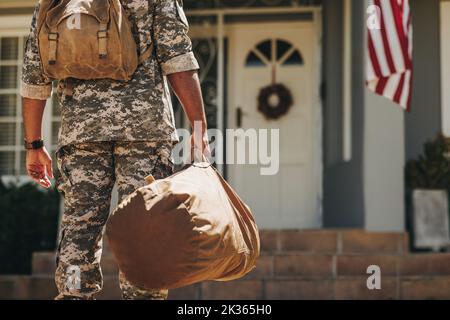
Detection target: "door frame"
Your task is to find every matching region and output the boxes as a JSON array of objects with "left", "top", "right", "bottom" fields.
[
  {"left": 226, "top": 13, "right": 323, "bottom": 228},
  {"left": 186, "top": 7, "right": 323, "bottom": 227},
  {"left": 186, "top": 6, "right": 322, "bottom": 175}
]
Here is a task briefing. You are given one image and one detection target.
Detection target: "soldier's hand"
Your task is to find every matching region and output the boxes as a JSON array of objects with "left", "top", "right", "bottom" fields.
[
  {"left": 26, "top": 147, "right": 53, "bottom": 189},
  {"left": 190, "top": 133, "right": 211, "bottom": 163}
]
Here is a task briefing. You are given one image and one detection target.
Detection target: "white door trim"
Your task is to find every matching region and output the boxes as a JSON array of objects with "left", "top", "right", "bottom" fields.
[
  {"left": 224, "top": 12, "right": 323, "bottom": 228},
  {"left": 440, "top": 2, "right": 450, "bottom": 137},
  {"left": 186, "top": 6, "right": 322, "bottom": 175}
]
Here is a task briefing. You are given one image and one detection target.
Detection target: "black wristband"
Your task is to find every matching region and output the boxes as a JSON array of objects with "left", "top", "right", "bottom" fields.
[{"left": 24, "top": 139, "right": 44, "bottom": 150}]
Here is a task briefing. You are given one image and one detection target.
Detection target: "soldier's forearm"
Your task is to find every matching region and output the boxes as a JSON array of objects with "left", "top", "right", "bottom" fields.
[
  {"left": 167, "top": 70, "right": 207, "bottom": 134},
  {"left": 22, "top": 97, "right": 46, "bottom": 141}
]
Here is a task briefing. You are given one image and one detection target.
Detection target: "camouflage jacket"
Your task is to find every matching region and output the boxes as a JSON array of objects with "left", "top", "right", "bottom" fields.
[{"left": 21, "top": 0, "right": 199, "bottom": 149}]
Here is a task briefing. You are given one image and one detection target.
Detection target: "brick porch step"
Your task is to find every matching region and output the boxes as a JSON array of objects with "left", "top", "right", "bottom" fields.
[
  {"left": 34, "top": 250, "right": 445, "bottom": 280},
  {"left": 1, "top": 229, "right": 423, "bottom": 300},
  {"left": 0, "top": 275, "right": 121, "bottom": 300},
  {"left": 32, "top": 252, "right": 119, "bottom": 276},
  {"left": 259, "top": 229, "right": 409, "bottom": 254},
  {"left": 103, "top": 229, "right": 409, "bottom": 255},
  {"left": 8, "top": 251, "right": 450, "bottom": 300},
  {"left": 33, "top": 229, "right": 410, "bottom": 275},
  {"left": 3, "top": 274, "right": 450, "bottom": 300}
]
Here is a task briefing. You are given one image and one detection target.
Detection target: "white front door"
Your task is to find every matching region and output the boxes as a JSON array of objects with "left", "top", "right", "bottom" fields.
[{"left": 226, "top": 17, "right": 322, "bottom": 229}]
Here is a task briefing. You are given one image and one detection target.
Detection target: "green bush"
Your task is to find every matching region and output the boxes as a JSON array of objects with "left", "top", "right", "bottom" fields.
[
  {"left": 0, "top": 180, "right": 60, "bottom": 274},
  {"left": 405, "top": 134, "right": 450, "bottom": 190}
]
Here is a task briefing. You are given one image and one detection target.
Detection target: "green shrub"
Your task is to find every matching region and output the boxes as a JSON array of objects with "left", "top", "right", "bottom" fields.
[
  {"left": 0, "top": 180, "right": 60, "bottom": 274},
  {"left": 405, "top": 134, "right": 450, "bottom": 190}
]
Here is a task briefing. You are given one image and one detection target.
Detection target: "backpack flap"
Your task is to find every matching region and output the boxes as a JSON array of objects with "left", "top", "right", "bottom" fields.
[{"left": 38, "top": 0, "right": 138, "bottom": 82}]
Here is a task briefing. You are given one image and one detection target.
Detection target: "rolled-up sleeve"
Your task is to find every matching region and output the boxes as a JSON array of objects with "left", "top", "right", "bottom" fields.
[
  {"left": 153, "top": 0, "right": 200, "bottom": 76},
  {"left": 21, "top": 2, "right": 52, "bottom": 100}
]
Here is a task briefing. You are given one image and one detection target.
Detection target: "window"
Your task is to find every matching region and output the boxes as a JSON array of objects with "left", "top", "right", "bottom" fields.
[
  {"left": 0, "top": 35, "right": 60, "bottom": 177},
  {"left": 245, "top": 38, "right": 304, "bottom": 67}
]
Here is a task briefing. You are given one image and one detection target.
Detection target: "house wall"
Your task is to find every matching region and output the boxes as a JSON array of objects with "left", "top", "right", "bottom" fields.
[
  {"left": 363, "top": 0, "right": 442, "bottom": 231},
  {"left": 405, "top": 0, "right": 442, "bottom": 160},
  {"left": 363, "top": 0, "right": 405, "bottom": 232},
  {"left": 324, "top": 0, "right": 409, "bottom": 231},
  {"left": 364, "top": 92, "right": 405, "bottom": 231}
]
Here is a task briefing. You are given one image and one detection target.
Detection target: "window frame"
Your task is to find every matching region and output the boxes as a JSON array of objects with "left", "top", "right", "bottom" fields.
[{"left": 0, "top": 15, "right": 59, "bottom": 181}]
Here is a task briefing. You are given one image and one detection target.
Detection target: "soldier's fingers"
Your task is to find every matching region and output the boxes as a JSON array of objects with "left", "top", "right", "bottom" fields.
[
  {"left": 41, "top": 176, "right": 52, "bottom": 188},
  {"left": 46, "top": 161, "right": 54, "bottom": 179},
  {"left": 29, "top": 168, "right": 51, "bottom": 188},
  {"left": 28, "top": 169, "right": 42, "bottom": 180},
  {"left": 32, "top": 176, "right": 50, "bottom": 188}
]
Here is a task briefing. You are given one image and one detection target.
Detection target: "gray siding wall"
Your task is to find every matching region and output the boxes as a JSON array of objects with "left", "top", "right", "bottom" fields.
[
  {"left": 322, "top": 0, "right": 365, "bottom": 228},
  {"left": 405, "top": 0, "right": 442, "bottom": 160},
  {"left": 364, "top": 92, "right": 405, "bottom": 231},
  {"left": 362, "top": 0, "right": 405, "bottom": 232}
]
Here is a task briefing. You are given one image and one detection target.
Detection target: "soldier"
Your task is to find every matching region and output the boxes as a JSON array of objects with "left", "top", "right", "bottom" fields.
[{"left": 21, "top": 0, "right": 209, "bottom": 300}]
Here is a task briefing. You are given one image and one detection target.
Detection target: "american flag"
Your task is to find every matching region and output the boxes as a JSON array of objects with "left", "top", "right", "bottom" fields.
[{"left": 366, "top": 0, "right": 413, "bottom": 110}]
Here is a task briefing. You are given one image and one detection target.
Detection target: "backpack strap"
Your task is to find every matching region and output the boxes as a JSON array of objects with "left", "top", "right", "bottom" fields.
[
  {"left": 37, "top": 1, "right": 59, "bottom": 65},
  {"left": 36, "top": 0, "right": 56, "bottom": 34},
  {"left": 48, "top": 26, "right": 58, "bottom": 65},
  {"left": 98, "top": 22, "right": 108, "bottom": 59}
]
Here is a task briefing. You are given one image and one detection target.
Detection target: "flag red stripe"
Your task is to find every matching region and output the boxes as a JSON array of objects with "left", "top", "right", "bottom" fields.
[
  {"left": 366, "top": 0, "right": 412, "bottom": 110},
  {"left": 406, "top": 70, "right": 413, "bottom": 111},
  {"left": 376, "top": 77, "right": 388, "bottom": 94},
  {"left": 374, "top": 0, "right": 397, "bottom": 74},
  {"left": 390, "top": 0, "right": 411, "bottom": 69},
  {"left": 368, "top": 33, "right": 383, "bottom": 78},
  {"left": 393, "top": 73, "right": 405, "bottom": 103}
]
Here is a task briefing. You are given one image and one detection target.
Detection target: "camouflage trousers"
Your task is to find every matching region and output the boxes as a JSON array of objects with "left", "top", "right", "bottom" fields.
[{"left": 54, "top": 140, "right": 175, "bottom": 300}]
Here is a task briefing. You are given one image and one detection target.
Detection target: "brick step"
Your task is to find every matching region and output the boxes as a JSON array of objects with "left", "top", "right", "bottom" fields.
[
  {"left": 103, "top": 229, "right": 409, "bottom": 255},
  {"left": 0, "top": 275, "right": 121, "bottom": 300},
  {"left": 252, "top": 252, "right": 450, "bottom": 278},
  {"left": 259, "top": 229, "right": 409, "bottom": 254},
  {"left": 33, "top": 251, "right": 450, "bottom": 279},
  {"left": 33, "top": 229, "right": 409, "bottom": 275},
  {"left": 32, "top": 252, "right": 119, "bottom": 276},
  {"left": 3, "top": 275, "right": 450, "bottom": 300}
]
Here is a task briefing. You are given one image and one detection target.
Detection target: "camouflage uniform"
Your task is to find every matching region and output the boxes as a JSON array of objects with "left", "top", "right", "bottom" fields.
[{"left": 21, "top": 0, "right": 199, "bottom": 299}]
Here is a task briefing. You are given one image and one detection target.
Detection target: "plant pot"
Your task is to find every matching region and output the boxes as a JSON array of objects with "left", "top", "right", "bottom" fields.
[{"left": 412, "top": 189, "right": 450, "bottom": 250}]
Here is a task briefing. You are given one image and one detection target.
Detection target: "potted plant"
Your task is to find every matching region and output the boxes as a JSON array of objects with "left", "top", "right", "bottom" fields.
[{"left": 405, "top": 134, "right": 450, "bottom": 251}]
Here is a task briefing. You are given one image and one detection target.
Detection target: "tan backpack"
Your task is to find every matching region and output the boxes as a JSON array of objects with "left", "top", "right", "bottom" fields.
[{"left": 36, "top": 0, "right": 152, "bottom": 83}]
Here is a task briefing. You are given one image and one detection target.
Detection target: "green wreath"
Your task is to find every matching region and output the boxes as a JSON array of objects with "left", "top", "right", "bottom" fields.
[{"left": 257, "top": 83, "right": 293, "bottom": 120}]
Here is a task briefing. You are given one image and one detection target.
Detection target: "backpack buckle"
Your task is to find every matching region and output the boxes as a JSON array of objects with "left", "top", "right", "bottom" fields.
[
  {"left": 97, "top": 30, "right": 108, "bottom": 38},
  {"left": 48, "top": 32, "right": 58, "bottom": 41}
]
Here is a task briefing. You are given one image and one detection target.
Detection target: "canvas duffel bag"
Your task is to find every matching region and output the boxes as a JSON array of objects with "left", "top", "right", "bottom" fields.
[{"left": 106, "top": 161, "right": 260, "bottom": 290}]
